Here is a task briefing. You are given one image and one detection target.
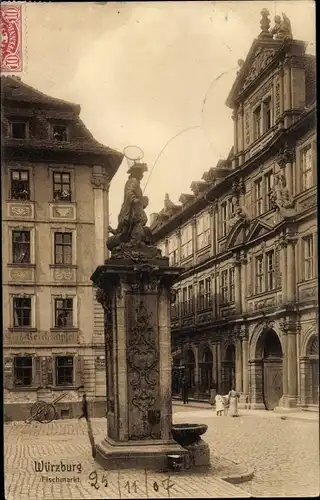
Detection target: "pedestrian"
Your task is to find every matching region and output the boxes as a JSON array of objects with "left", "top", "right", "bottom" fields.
[
  {"left": 215, "top": 394, "right": 224, "bottom": 416},
  {"left": 209, "top": 384, "right": 216, "bottom": 406},
  {"left": 79, "top": 393, "right": 89, "bottom": 421},
  {"left": 181, "top": 377, "right": 189, "bottom": 404},
  {"left": 228, "top": 387, "right": 240, "bottom": 417},
  {"left": 222, "top": 394, "right": 229, "bottom": 416}
]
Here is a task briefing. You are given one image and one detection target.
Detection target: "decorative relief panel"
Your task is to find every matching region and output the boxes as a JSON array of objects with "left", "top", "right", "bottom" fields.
[
  {"left": 7, "top": 202, "right": 34, "bottom": 219},
  {"left": 4, "top": 329, "right": 79, "bottom": 345},
  {"left": 244, "top": 110, "right": 250, "bottom": 146},
  {"left": 247, "top": 296, "right": 276, "bottom": 312},
  {"left": 53, "top": 268, "right": 75, "bottom": 282},
  {"left": 49, "top": 203, "right": 76, "bottom": 221},
  {"left": 275, "top": 81, "right": 281, "bottom": 120},
  {"left": 298, "top": 193, "right": 317, "bottom": 211},
  {"left": 10, "top": 268, "right": 33, "bottom": 282},
  {"left": 196, "top": 312, "right": 212, "bottom": 324},
  {"left": 298, "top": 284, "right": 318, "bottom": 302},
  {"left": 242, "top": 49, "right": 276, "bottom": 91},
  {"left": 126, "top": 297, "right": 161, "bottom": 440}
]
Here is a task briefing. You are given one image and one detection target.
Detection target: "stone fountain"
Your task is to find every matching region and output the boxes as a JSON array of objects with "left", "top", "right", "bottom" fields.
[{"left": 91, "top": 160, "right": 189, "bottom": 470}]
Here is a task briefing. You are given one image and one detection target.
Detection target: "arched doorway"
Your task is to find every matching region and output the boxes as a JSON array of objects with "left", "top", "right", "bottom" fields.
[
  {"left": 222, "top": 344, "right": 235, "bottom": 394},
  {"left": 257, "top": 327, "right": 283, "bottom": 410},
  {"left": 184, "top": 349, "right": 195, "bottom": 395},
  {"left": 307, "top": 336, "right": 319, "bottom": 405},
  {"left": 200, "top": 348, "right": 213, "bottom": 396}
]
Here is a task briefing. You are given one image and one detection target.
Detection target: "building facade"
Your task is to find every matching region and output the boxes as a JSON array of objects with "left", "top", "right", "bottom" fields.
[
  {"left": 151, "top": 14, "right": 318, "bottom": 411},
  {"left": 2, "top": 76, "right": 123, "bottom": 420}
]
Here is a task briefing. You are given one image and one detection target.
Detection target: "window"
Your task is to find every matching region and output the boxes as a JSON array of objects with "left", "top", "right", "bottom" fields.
[
  {"left": 266, "top": 250, "right": 275, "bottom": 291},
  {"left": 229, "top": 268, "right": 235, "bottom": 301},
  {"left": 303, "top": 235, "right": 314, "bottom": 280},
  {"left": 197, "top": 213, "right": 211, "bottom": 250},
  {"left": 265, "top": 171, "right": 274, "bottom": 211},
  {"left": 53, "top": 125, "right": 68, "bottom": 142},
  {"left": 55, "top": 356, "right": 74, "bottom": 386},
  {"left": 253, "top": 105, "right": 262, "bottom": 139},
  {"left": 12, "top": 230, "right": 30, "bottom": 263},
  {"left": 221, "top": 270, "right": 228, "bottom": 303},
  {"left": 54, "top": 232, "right": 72, "bottom": 265},
  {"left": 255, "top": 178, "right": 263, "bottom": 216},
  {"left": 53, "top": 172, "right": 71, "bottom": 201},
  {"left": 10, "top": 170, "right": 30, "bottom": 200},
  {"left": 228, "top": 198, "right": 235, "bottom": 218},
  {"left": 181, "top": 225, "right": 193, "bottom": 259},
  {"left": 55, "top": 298, "right": 73, "bottom": 328},
  {"left": 221, "top": 202, "right": 228, "bottom": 236},
  {"left": 263, "top": 97, "right": 272, "bottom": 131},
  {"left": 255, "top": 255, "right": 264, "bottom": 294},
  {"left": 11, "top": 121, "right": 27, "bottom": 139},
  {"left": 198, "top": 280, "right": 205, "bottom": 310},
  {"left": 301, "top": 145, "right": 313, "bottom": 190},
  {"left": 14, "top": 357, "right": 33, "bottom": 387},
  {"left": 168, "top": 236, "right": 178, "bottom": 265},
  {"left": 181, "top": 285, "right": 194, "bottom": 315},
  {"left": 205, "top": 277, "right": 212, "bottom": 308},
  {"left": 13, "top": 297, "right": 32, "bottom": 327}
]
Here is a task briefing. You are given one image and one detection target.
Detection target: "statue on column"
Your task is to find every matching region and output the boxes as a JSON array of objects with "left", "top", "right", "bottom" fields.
[
  {"left": 269, "top": 172, "right": 296, "bottom": 217},
  {"left": 107, "top": 161, "right": 161, "bottom": 260}
]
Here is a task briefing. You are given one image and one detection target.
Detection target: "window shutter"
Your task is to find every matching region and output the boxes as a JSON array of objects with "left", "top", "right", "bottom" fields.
[
  {"left": 41, "top": 357, "right": 53, "bottom": 387},
  {"left": 4, "top": 358, "right": 13, "bottom": 390},
  {"left": 33, "top": 356, "right": 41, "bottom": 388},
  {"left": 75, "top": 356, "right": 85, "bottom": 388},
  {"left": 47, "top": 357, "right": 53, "bottom": 386}
]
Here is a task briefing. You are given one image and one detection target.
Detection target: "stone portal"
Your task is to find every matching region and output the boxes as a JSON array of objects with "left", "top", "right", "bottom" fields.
[{"left": 91, "top": 257, "right": 187, "bottom": 470}]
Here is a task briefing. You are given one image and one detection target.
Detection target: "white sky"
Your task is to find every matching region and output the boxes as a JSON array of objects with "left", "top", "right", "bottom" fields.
[{"left": 18, "top": 1, "right": 315, "bottom": 225}]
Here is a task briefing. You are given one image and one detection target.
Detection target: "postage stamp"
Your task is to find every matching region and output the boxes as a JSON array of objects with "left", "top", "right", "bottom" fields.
[{"left": 1, "top": 4, "right": 23, "bottom": 72}]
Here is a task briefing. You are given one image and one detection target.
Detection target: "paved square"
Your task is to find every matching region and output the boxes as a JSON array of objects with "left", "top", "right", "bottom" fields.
[{"left": 4, "top": 405, "right": 319, "bottom": 499}]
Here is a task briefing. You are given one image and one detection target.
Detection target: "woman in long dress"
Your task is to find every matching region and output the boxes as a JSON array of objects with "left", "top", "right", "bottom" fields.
[
  {"left": 215, "top": 394, "right": 224, "bottom": 416},
  {"left": 228, "top": 388, "right": 240, "bottom": 417}
]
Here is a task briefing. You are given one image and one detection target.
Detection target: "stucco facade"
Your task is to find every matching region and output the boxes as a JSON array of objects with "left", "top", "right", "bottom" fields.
[
  {"left": 2, "top": 76, "right": 123, "bottom": 420},
  {"left": 151, "top": 22, "right": 318, "bottom": 411}
]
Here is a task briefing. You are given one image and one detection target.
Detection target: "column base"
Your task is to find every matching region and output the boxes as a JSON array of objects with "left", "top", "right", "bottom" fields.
[
  {"left": 95, "top": 437, "right": 188, "bottom": 471},
  {"left": 274, "top": 395, "right": 298, "bottom": 412}
]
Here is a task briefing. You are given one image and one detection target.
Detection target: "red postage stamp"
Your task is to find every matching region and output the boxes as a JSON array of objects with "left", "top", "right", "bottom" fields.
[{"left": 1, "top": 4, "right": 23, "bottom": 72}]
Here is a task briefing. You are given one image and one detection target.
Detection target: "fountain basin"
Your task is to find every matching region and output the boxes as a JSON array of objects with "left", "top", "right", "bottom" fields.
[
  {"left": 172, "top": 424, "right": 210, "bottom": 468},
  {"left": 172, "top": 423, "right": 208, "bottom": 446}
]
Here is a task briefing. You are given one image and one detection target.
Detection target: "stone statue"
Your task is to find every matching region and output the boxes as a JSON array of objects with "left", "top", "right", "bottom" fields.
[
  {"left": 226, "top": 195, "right": 248, "bottom": 231},
  {"left": 107, "top": 162, "right": 156, "bottom": 255},
  {"left": 270, "top": 172, "right": 295, "bottom": 211},
  {"left": 271, "top": 13, "right": 293, "bottom": 40}
]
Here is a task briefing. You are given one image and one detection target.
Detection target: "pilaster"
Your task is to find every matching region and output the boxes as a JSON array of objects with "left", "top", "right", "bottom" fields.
[{"left": 233, "top": 254, "right": 241, "bottom": 314}]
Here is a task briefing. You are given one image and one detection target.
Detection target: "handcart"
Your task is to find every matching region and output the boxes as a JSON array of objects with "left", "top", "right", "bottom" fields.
[{"left": 25, "top": 392, "right": 67, "bottom": 424}]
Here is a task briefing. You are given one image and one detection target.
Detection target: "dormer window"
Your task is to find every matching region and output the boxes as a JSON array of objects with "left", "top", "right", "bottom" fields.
[
  {"left": 11, "top": 121, "right": 28, "bottom": 139},
  {"left": 10, "top": 170, "right": 30, "bottom": 200},
  {"left": 53, "top": 125, "right": 68, "bottom": 142},
  {"left": 53, "top": 172, "right": 71, "bottom": 201},
  {"left": 253, "top": 106, "right": 262, "bottom": 139}
]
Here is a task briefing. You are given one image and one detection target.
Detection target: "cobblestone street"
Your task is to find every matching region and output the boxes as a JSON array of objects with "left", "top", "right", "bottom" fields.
[{"left": 4, "top": 405, "right": 319, "bottom": 499}]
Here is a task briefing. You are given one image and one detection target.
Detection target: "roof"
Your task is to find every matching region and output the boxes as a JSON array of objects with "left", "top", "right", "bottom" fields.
[
  {"left": 1, "top": 76, "right": 80, "bottom": 112},
  {"left": 2, "top": 76, "right": 124, "bottom": 172}
]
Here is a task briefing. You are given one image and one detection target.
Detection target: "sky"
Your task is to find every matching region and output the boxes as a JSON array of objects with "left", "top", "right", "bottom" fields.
[{"left": 11, "top": 1, "right": 316, "bottom": 225}]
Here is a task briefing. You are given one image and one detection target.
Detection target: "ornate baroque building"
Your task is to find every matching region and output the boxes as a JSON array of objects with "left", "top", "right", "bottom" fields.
[
  {"left": 151, "top": 12, "right": 318, "bottom": 411},
  {"left": 2, "top": 76, "right": 123, "bottom": 420}
]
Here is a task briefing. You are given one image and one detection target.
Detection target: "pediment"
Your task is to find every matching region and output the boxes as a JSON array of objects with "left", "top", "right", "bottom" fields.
[
  {"left": 226, "top": 39, "right": 283, "bottom": 107},
  {"left": 246, "top": 219, "right": 273, "bottom": 242},
  {"left": 226, "top": 219, "right": 247, "bottom": 249}
]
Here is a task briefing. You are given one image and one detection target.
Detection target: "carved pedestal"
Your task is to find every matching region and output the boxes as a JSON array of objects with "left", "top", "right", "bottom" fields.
[{"left": 91, "top": 257, "right": 187, "bottom": 470}]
